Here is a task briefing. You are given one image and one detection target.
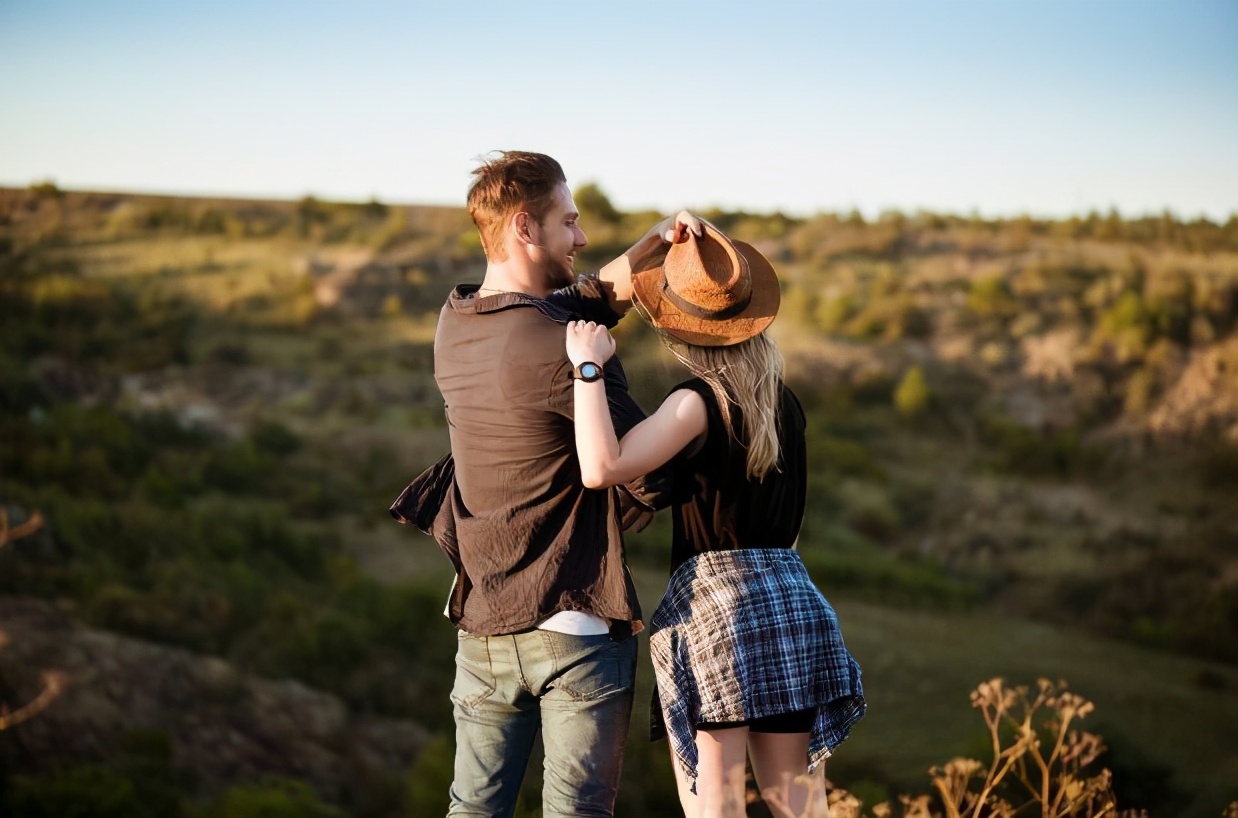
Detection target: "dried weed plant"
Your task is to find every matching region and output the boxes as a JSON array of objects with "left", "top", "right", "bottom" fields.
[
  {"left": 740, "top": 677, "right": 1162, "bottom": 817},
  {"left": 861, "top": 678, "right": 1158, "bottom": 818},
  {"left": 0, "top": 639, "right": 64, "bottom": 731},
  {"left": 0, "top": 508, "right": 43, "bottom": 549},
  {"left": 0, "top": 507, "right": 64, "bottom": 731}
]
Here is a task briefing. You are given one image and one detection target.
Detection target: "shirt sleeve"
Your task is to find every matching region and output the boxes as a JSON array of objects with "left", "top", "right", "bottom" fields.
[
  {"left": 533, "top": 305, "right": 673, "bottom": 517},
  {"left": 546, "top": 352, "right": 645, "bottom": 422},
  {"left": 605, "top": 357, "right": 677, "bottom": 519},
  {"left": 547, "top": 276, "right": 622, "bottom": 328},
  {"left": 389, "top": 451, "right": 454, "bottom": 531}
]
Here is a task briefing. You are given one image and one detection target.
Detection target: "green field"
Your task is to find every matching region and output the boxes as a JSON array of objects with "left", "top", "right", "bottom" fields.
[{"left": 3, "top": 184, "right": 1236, "bottom": 817}]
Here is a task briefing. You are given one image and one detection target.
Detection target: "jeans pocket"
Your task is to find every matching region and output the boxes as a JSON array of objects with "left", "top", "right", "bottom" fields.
[
  {"left": 450, "top": 633, "right": 496, "bottom": 708},
  {"left": 553, "top": 635, "right": 636, "bottom": 702}
]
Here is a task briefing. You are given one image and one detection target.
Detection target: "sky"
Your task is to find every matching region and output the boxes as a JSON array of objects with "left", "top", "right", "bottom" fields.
[{"left": 1, "top": 0, "right": 1236, "bottom": 221}]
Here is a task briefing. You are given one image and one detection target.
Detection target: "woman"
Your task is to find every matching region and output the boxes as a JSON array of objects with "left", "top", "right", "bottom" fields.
[{"left": 566, "top": 221, "right": 866, "bottom": 818}]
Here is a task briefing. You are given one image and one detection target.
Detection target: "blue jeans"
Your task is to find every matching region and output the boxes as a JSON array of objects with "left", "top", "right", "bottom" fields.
[{"left": 447, "top": 629, "right": 637, "bottom": 818}]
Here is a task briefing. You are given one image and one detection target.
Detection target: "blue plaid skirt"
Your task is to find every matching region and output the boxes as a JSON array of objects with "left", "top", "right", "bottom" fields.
[{"left": 649, "top": 548, "right": 866, "bottom": 786}]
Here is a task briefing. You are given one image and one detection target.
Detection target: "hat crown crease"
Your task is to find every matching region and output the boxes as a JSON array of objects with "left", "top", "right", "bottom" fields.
[{"left": 663, "top": 229, "right": 752, "bottom": 319}]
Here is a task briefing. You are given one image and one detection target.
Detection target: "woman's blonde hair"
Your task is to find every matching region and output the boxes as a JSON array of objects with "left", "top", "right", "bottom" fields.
[{"left": 667, "top": 332, "right": 785, "bottom": 480}]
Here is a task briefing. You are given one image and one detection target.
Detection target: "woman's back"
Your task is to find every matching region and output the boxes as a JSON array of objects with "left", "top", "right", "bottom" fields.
[
  {"left": 564, "top": 216, "right": 865, "bottom": 814},
  {"left": 665, "top": 378, "right": 807, "bottom": 575}
]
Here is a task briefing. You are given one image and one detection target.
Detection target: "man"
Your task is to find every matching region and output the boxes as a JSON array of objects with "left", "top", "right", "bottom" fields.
[{"left": 405, "top": 151, "right": 696, "bottom": 817}]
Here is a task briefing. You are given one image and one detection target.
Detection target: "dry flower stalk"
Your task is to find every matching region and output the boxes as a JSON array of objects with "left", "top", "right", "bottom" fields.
[
  {"left": 0, "top": 666, "right": 66, "bottom": 731},
  {"left": 0, "top": 508, "right": 45, "bottom": 548},
  {"left": 0, "top": 509, "right": 64, "bottom": 732},
  {"left": 859, "top": 678, "right": 1165, "bottom": 818}
]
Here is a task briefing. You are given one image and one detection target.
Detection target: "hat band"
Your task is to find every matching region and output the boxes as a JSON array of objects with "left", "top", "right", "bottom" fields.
[{"left": 662, "top": 280, "right": 752, "bottom": 321}]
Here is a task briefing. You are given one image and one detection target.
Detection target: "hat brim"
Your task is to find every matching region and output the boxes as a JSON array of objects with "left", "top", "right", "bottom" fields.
[{"left": 632, "top": 239, "right": 780, "bottom": 347}]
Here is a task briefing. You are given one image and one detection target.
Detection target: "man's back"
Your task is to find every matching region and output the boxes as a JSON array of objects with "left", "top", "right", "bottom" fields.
[
  {"left": 433, "top": 285, "right": 640, "bottom": 636},
  {"left": 437, "top": 298, "right": 574, "bottom": 511}
]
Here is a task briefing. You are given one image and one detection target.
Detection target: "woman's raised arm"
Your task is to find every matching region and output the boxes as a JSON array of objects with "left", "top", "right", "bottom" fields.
[{"left": 566, "top": 321, "right": 707, "bottom": 488}]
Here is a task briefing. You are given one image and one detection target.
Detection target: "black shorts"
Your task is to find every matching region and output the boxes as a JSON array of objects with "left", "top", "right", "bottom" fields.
[{"left": 697, "top": 707, "right": 816, "bottom": 734}]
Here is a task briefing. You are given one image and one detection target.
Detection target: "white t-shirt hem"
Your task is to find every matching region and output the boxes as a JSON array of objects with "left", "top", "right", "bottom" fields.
[{"left": 537, "top": 610, "right": 610, "bottom": 635}]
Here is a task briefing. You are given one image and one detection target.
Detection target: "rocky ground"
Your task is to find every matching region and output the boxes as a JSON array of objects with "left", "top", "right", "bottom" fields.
[{"left": 0, "top": 596, "right": 429, "bottom": 801}]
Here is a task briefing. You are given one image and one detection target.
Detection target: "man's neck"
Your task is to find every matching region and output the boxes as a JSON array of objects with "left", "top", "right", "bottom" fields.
[{"left": 479, "top": 260, "right": 550, "bottom": 298}]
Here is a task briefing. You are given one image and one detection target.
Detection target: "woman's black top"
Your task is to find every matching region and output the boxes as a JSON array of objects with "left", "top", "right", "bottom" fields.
[{"left": 666, "top": 378, "right": 808, "bottom": 575}]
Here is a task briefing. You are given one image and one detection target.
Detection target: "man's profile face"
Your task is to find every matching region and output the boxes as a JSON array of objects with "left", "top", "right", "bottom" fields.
[{"left": 529, "top": 183, "right": 588, "bottom": 289}]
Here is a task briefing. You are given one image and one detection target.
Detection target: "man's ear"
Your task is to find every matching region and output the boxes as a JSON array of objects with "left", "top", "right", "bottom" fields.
[{"left": 512, "top": 211, "right": 533, "bottom": 245}]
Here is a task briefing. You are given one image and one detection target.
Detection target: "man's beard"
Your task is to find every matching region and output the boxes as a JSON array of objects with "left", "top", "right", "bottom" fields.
[{"left": 545, "top": 258, "right": 576, "bottom": 290}]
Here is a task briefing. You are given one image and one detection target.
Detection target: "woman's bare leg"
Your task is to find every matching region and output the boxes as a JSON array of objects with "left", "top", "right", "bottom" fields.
[
  {"left": 668, "top": 742, "right": 703, "bottom": 818},
  {"left": 748, "top": 731, "right": 829, "bottom": 818},
  {"left": 671, "top": 726, "right": 750, "bottom": 818}
]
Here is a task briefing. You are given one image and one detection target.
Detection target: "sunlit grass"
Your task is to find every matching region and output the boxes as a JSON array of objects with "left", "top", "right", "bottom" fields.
[{"left": 4, "top": 186, "right": 1237, "bottom": 816}]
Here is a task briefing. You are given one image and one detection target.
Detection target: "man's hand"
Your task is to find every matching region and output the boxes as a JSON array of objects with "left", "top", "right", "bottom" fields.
[{"left": 566, "top": 320, "right": 616, "bottom": 367}]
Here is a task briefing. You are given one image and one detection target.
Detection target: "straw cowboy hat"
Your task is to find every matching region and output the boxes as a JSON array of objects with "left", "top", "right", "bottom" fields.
[{"left": 632, "top": 221, "right": 780, "bottom": 346}]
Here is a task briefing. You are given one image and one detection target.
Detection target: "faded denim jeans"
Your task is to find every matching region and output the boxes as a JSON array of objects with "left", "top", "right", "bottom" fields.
[{"left": 447, "top": 629, "right": 637, "bottom": 818}]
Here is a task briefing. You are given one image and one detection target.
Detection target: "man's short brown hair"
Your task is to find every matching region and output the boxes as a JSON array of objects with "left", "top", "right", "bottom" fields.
[{"left": 467, "top": 151, "right": 567, "bottom": 262}]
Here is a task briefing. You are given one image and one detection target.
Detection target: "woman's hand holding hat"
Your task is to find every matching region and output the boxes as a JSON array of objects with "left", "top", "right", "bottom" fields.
[
  {"left": 661, "top": 210, "right": 704, "bottom": 244},
  {"left": 598, "top": 211, "right": 705, "bottom": 314},
  {"left": 566, "top": 321, "right": 616, "bottom": 368}
]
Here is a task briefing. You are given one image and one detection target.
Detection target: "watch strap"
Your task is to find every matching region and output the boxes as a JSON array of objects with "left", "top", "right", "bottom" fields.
[{"left": 572, "top": 361, "right": 604, "bottom": 382}]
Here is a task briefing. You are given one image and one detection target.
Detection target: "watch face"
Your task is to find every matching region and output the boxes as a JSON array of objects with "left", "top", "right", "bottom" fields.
[{"left": 579, "top": 362, "right": 603, "bottom": 381}]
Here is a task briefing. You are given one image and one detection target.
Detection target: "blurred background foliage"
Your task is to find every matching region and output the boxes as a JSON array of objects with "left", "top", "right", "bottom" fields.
[{"left": 2, "top": 182, "right": 1237, "bottom": 817}]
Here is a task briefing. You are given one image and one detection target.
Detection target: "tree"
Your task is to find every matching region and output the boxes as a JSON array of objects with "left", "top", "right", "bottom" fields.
[{"left": 574, "top": 182, "right": 622, "bottom": 224}]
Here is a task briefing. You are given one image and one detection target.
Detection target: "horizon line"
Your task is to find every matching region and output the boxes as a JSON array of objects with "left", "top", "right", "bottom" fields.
[{"left": 4, "top": 180, "right": 1235, "bottom": 226}]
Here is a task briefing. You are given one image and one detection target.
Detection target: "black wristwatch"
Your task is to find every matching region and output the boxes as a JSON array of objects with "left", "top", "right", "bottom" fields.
[{"left": 572, "top": 362, "right": 604, "bottom": 383}]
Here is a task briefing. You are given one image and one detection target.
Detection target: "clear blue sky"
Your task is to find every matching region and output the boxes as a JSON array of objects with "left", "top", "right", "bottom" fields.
[{"left": 2, "top": 0, "right": 1235, "bottom": 220}]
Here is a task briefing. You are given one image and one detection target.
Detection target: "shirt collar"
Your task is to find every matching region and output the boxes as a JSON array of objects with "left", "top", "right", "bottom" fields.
[{"left": 447, "top": 283, "right": 573, "bottom": 323}]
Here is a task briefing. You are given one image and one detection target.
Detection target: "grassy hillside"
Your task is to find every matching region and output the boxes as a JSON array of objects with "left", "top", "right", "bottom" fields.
[{"left": 2, "top": 183, "right": 1236, "bottom": 816}]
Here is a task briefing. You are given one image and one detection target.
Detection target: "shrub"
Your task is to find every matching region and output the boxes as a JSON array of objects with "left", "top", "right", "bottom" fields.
[
  {"left": 1123, "top": 367, "right": 1157, "bottom": 416},
  {"left": 816, "top": 293, "right": 857, "bottom": 333},
  {"left": 1096, "top": 290, "right": 1154, "bottom": 361},
  {"left": 977, "top": 414, "right": 1095, "bottom": 477},
  {"left": 28, "top": 180, "right": 64, "bottom": 200},
  {"left": 966, "top": 274, "right": 1019, "bottom": 317},
  {"left": 838, "top": 479, "right": 902, "bottom": 542},
  {"left": 380, "top": 293, "right": 403, "bottom": 316},
  {"left": 807, "top": 435, "right": 883, "bottom": 480},
  {"left": 894, "top": 365, "right": 932, "bottom": 417},
  {"left": 370, "top": 206, "right": 411, "bottom": 250},
  {"left": 105, "top": 201, "right": 194, "bottom": 237},
  {"left": 799, "top": 530, "right": 979, "bottom": 610},
  {"left": 1199, "top": 445, "right": 1238, "bottom": 486},
  {"left": 142, "top": 462, "right": 204, "bottom": 509},
  {"left": 207, "top": 341, "right": 253, "bottom": 365},
  {"left": 405, "top": 733, "right": 454, "bottom": 817},
  {"left": 250, "top": 420, "right": 301, "bottom": 457},
  {"left": 192, "top": 778, "right": 345, "bottom": 818},
  {"left": 202, "top": 441, "right": 272, "bottom": 493},
  {"left": 0, "top": 356, "right": 53, "bottom": 413},
  {"left": 7, "top": 764, "right": 176, "bottom": 818}
]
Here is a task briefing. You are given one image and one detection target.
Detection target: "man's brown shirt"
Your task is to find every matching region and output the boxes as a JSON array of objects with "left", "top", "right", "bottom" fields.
[{"left": 427, "top": 279, "right": 646, "bottom": 636}]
